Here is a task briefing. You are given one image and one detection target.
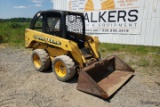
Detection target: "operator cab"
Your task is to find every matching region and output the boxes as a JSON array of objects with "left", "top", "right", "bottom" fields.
[{"left": 30, "top": 10, "right": 85, "bottom": 48}]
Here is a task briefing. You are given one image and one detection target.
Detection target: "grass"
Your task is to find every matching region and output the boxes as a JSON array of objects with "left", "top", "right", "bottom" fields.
[
  {"left": 0, "top": 22, "right": 29, "bottom": 48},
  {"left": 99, "top": 43, "right": 160, "bottom": 68},
  {"left": 137, "top": 57, "right": 150, "bottom": 67},
  {"left": 99, "top": 43, "right": 160, "bottom": 55}
]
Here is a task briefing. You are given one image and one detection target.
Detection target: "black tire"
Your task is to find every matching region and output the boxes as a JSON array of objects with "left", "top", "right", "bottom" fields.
[
  {"left": 31, "top": 49, "right": 50, "bottom": 72},
  {"left": 52, "top": 55, "right": 76, "bottom": 82}
]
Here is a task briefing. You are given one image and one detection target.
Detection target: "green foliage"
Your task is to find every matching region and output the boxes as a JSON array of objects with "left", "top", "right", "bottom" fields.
[
  {"left": 0, "top": 18, "right": 32, "bottom": 22},
  {"left": 0, "top": 35, "right": 4, "bottom": 43},
  {"left": 0, "top": 21, "right": 29, "bottom": 47},
  {"left": 8, "top": 22, "right": 22, "bottom": 28}
]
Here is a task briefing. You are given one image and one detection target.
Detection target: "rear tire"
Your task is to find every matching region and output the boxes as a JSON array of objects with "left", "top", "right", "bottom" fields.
[
  {"left": 31, "top": 49, "right": 50, "bottom": 72},
  {"left": 52, "top": 55, "right": 76, "bottom": 81}
]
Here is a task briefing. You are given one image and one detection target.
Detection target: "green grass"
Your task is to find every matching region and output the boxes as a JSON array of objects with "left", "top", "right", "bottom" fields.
[
  {"left": 99, "top": 43, "right": 160, "bottom": 55},
  {"left": 99, "top": 43, "right": 160, "bottom": 68},
  {"left": 0, "top": 22, "right": 29, "bottom": 47},
  {"left": 137, "top": 57, "right": 150, "bottom": 67}
]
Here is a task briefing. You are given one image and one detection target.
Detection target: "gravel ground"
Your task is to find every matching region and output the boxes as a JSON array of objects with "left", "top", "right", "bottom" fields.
[{"left": 0, "top": 47, "right": 160, "bottom": 107}]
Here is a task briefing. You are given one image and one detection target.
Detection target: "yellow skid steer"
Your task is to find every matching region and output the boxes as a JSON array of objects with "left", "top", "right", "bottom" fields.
[{"left": 25, "top": 10, "right": 134, "bottom": 99}]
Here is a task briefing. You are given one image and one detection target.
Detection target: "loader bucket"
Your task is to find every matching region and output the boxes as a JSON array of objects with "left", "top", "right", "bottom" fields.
[{"left": 77, "top": 55, "right": 135, "bottom": 98}]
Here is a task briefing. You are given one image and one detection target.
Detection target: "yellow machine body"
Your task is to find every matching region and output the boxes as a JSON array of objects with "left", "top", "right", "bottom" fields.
[{"left": 25, "top": 28, "right": 100, "bottom": 67}]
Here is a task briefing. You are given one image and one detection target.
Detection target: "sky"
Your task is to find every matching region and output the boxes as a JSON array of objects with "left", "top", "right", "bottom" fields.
[{"left": 0, "top": 0, "right": 54, "bottom": 19}]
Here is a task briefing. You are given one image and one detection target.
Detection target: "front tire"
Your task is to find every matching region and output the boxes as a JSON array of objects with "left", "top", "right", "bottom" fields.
[
  {"left": 52, "top": 55, "right": 76, "bottom": 81},
  {"left": 31, "top": 49, "right": 50, "bottom": 72}
]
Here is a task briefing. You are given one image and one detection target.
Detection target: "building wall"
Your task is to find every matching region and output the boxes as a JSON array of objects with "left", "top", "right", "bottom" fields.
[
  {"left": 53, "top": 0, "right": 160, "bottom": 46},
  {"left": 53, "top": 0, "right": 67, "bottom": 10}
]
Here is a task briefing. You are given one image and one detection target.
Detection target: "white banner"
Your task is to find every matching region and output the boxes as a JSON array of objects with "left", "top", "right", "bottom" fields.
[{"left": 67, "top": 0, "right": 144, "bottom": 34}]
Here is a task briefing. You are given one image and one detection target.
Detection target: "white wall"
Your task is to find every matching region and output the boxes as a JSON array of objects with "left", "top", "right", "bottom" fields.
[
  {"left": 53, "top": 0, "right": 67, "bottom": 10},
  {"left": 53, "top": 0, "right": 160, "bottom": 46},
  {"left": 95, "top": 0, "right": 160, "bottom": 46}
]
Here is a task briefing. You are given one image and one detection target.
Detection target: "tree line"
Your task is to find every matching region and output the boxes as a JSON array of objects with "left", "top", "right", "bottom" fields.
[{"left": 0, "top": 18, "right": 32, "bottom": 22}]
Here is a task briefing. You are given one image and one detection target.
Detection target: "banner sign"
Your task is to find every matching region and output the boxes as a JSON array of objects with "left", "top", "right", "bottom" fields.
[{"left": 67, "top": 0, "right": 144, "bottom": 34}]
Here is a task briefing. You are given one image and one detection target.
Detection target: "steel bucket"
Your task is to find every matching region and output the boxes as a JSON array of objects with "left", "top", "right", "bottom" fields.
[{"left": 77, "top": 55, "right": 135, "bottom": 98}]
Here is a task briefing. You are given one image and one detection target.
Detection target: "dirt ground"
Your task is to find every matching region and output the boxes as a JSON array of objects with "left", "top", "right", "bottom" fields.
[{"left": 0, "top": 47, "right": 160, "bottom": 107}]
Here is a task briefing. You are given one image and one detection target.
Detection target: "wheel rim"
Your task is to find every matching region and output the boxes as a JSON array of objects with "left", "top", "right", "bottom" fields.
[
  {"left": 33, "top": 54, "right": 41, "bottom": 68},
  {"left": 55, "top": 60, "right": 67, "bottom": 78}
]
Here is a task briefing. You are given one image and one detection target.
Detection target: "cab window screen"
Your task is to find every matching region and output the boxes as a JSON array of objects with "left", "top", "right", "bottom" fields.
[{"left": 66, "top": 15, "right": 83, "bottom": 34}]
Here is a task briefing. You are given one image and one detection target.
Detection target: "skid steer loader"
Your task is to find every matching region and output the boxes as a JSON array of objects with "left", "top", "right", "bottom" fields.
[{"left": 25, "top": 10, "right": 134, "bottom": 99}]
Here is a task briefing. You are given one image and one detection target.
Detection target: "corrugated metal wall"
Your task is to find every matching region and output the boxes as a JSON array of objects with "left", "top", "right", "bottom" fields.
[
  {"left": 53, "top": 0, "right": 160, "bottom": 46},
  {"left": 53, "top": 0, "right": 67, "bottom": 10}
]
